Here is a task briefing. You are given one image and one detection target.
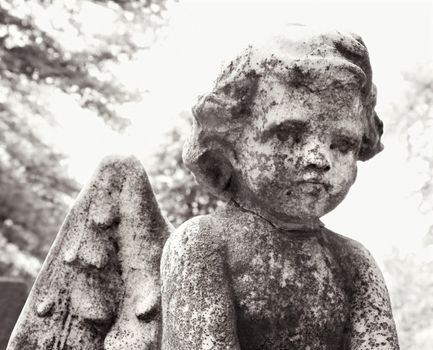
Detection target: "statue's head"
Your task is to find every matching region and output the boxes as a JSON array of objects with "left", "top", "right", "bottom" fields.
[{"left": 183, "top": 26, "right": 383, "bottom": 224}]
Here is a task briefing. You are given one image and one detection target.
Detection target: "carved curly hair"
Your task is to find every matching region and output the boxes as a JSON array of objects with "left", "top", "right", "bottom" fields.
[{"left": 183, "top": 27, "right": 383, "bottom": 199}]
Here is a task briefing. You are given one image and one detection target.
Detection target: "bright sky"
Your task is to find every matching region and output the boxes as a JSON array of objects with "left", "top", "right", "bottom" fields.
[{"left": 45, "top": 0, "right": 433, "bottom": 265}]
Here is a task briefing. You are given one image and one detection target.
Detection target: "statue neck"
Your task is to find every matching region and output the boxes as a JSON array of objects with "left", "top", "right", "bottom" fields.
[{"left": 227, "top": 199, "right": 324, "bottom": 232}]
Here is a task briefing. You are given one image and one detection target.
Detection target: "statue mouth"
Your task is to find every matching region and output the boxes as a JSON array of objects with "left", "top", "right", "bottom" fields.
[{"left": 287, "top": 180, "right": 332, "bottom": 195}]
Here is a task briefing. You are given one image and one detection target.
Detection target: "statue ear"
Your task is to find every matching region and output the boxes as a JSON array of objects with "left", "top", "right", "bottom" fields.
[{"left": 194, "top": 150, "right": 234, "bottom": 199}]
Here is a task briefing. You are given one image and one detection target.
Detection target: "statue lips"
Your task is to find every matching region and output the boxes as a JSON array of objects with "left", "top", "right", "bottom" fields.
[{"left": 292, "top": 179, "right": 332, "bottom": 196}]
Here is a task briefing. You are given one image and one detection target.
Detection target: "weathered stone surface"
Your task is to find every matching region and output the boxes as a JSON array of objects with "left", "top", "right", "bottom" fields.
[
  {"left": 0, "top": 278, "right": 27, "bottom": 349},
  {"left": 9, "top": 26, "right": 399, "bottom": 350},
  {"left": 183, "top": 26, "right": 383, "bottom": 226},
  {"left": 163, "top": 26, "right": 399, "bottom": 349},
  {"left": 7, "top": 155, "right": 172, "bottom": 350},
  {"left": 162, "top": 204, "right": 398, "bottom": 349}
]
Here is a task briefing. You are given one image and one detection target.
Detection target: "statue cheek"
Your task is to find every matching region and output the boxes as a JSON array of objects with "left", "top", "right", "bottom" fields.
[
  {"left": 343, "top": 156, "right": 358, "bottom": 186},
  {"left": 351, "top": 163, "right": 358, "bottom": 184}
]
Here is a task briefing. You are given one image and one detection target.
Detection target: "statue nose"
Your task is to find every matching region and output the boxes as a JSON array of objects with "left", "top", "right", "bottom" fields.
[{"left": 301, "top": 143, "right": 331, "bottom": 172}]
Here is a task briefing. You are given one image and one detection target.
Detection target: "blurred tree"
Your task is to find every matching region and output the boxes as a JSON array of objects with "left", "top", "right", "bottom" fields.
[
  {"left": 388, "top": 64, "right": 433, "bottom": 243},
  {"left": 1, "top": 0, "right": 168, "bottom": 128},
  {"left": 386, "top": 254, "right": 433, "bottom": 350},
  {"left": 149, "top": 112, "right": 224, "bottom": 228},
  {"left": 384, "top": 64, "right": 433, "bottom": 350},
  {"left": 0, "top": 112, "right": 79, "bottom": 277},
  {"left": 0, "top": 0, "right": 168, "bottom": 284}
]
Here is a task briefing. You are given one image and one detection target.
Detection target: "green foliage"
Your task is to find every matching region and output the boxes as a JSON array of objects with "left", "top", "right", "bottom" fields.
[{"left": 149, "top": 112, "right": 224, "bottom": 227}]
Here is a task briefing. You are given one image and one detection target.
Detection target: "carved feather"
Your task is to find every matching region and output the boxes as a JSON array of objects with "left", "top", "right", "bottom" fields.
[{"left": 7, "top": 155, "right": 172, "bottom": 350}]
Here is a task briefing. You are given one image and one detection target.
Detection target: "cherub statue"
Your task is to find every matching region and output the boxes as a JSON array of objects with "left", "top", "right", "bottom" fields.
[{"left": 8, "top": 26, "right": 399, "bottom": 350}]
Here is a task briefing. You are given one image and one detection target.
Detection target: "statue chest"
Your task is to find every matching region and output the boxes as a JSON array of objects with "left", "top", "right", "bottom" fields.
[{"left": 227, "top": 231, "right": 351, "bottom": 349}]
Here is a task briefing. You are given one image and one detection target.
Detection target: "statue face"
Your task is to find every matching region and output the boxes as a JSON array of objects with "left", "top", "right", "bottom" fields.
[{"left": 235, "top": 76, "right": 364, "bottom": 223}]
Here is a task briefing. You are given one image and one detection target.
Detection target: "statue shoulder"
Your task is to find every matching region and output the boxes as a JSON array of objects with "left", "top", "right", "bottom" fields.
[
  {"left": 322, "top": 228, "right": 383, "bottom": 280},
  {"left": 160, "top": 215, "right": 241, "bottom": 350},
  {"left": 161, "top": 215, "right": 225, "bottom": 276},
  {"left": 166, "top": 214, "right": 218, "bottom": 246},
  {"left": 322, "top": 229, "right": 398, "bottom": 347}
]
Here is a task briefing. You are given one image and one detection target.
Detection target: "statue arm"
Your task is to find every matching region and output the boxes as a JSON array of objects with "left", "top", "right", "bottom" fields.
[
  {"left": 346, "top": 242, "right": 399, "bottom": 350},
  {"left": 161, "top": 217, "right": 241, "bottom": 350}
]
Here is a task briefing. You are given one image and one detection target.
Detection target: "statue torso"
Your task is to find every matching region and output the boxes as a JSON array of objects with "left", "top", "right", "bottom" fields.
[{"left": 218, "top": 206, "right": 351, "bottom": 349}]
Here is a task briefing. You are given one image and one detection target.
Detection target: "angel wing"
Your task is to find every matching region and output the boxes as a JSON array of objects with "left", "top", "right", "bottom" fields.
[{"left": 7, "top": 155, "right": 173, "bottom": 350}]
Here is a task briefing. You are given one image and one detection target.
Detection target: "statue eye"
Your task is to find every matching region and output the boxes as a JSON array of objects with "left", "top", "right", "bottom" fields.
[
  {"left": 330, "top": 137, "right": 358, "bottom": 154},
  {"left": 275, "top": 131, "right": 302, "bottom": 144},
  {"left": 262, "top": 120, "right": 307, "bottom": 144},
  {"left": 135, "top": 303, "right": 160, "bottom": 323}
]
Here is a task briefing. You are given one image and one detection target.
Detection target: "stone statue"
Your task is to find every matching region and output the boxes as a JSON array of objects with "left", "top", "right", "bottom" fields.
[
  {"left": 7, "top": 157, "right": 172, "bottom": 349},
  {"left": 7, "top": 26, "right": 399, "bottom": 350}
]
